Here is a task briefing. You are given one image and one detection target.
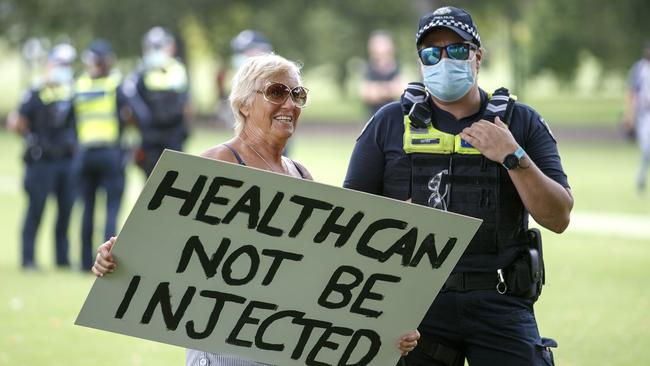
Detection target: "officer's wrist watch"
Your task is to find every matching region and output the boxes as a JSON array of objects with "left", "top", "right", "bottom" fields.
[{"left": 502, "top": 146, "right": 525, "bottom": 170}]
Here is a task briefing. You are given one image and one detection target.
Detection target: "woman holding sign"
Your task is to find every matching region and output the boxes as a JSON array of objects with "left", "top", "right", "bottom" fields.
[{"left": 92, "top": 53, "right": 419, "bottom": 366}]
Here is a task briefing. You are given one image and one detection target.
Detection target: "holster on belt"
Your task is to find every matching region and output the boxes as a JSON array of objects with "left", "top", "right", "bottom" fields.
[{"left": 504, "top": 228, "right": 545, "bottom": 301}]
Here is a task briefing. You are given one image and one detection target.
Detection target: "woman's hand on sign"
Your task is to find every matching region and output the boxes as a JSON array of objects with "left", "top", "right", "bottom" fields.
[
  {"left": 398, "top": 330, "right": 420, "bottom": 356},
  {"left": 92, "top": 237, "right": 117, "bottom": 277}
]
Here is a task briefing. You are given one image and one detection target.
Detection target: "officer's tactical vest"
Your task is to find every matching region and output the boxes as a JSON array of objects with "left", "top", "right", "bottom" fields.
[
  {"left": 142, "top": 59, "right": 188, "bottom": 127},
  {"left": 404, "top": 88, "right": 527, "bottom": 255},
  {"left": 26, "top": 84, "right": 75, "bottom": 162},
  {"left": 37, "top": 83, "right": 74, "bottom": 126},
  {"left": 74, "top": 72, "right": 121, "bottom": 147}
]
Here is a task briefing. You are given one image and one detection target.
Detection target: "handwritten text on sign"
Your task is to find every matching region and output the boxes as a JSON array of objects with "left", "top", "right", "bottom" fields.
[{"left": 76, "top": 150, "right": 481, "bottom": 366}]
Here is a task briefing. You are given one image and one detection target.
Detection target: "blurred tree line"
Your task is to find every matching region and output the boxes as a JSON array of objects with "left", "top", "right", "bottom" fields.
[{"left": 1, "top": 0, "right": 649, "bottom": 90}]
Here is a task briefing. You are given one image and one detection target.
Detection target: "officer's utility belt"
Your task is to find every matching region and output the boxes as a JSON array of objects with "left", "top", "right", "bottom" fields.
[
  {"left": 82, "top": 142, "right": 120, "bottom": 150},
  {"left": 442, "top": 228, "right": 546, "bottom": 301},
  {"left": 23, "top": 144, "right": 74, "bottom": 163}
]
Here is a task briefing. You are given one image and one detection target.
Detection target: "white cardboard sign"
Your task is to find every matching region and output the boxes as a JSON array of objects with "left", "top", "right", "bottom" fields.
[{"left": 76, "top": 150, "right": 481, "bottom": 366}]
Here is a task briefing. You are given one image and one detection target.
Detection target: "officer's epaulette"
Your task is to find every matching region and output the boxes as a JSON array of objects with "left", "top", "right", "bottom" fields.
[{"left": 483, "top": 87, "right": 517, "bottom": 126}]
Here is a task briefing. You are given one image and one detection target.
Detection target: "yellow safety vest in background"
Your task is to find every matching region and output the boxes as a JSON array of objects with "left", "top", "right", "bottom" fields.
[
  {"left": 143, "top": 59, "right": 188, "bottom": 92},
  {"left": 74, "top": 72, "right": 121, "bottom": 146},
  {"left": 39, "top": 84, "right": 73, "bottom": 104}
]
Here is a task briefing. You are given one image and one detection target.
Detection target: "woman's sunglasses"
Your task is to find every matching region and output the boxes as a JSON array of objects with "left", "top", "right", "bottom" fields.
[
  {"left": 257, "top": 82, "right": 309, "bottom": 108},
  {"left": 418, "top": 42, "right": 478, "bottom": 66}
]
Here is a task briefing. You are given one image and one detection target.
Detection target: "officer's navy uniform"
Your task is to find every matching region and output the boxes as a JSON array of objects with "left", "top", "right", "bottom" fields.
[
  {"left": 18, "top": 84, "right": 77, "bottom": 268},
  {"left": 344, "top": 89, "right": 569, "bottom": 365},
  {"left": 125, "top": 57, "right": 189, "bottom": 176},
  {"left": 74, "top": 71, "right": 127, "bottom": 270}
]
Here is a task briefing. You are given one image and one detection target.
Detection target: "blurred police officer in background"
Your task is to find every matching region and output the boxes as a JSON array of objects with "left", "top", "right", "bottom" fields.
[
  {"left": 6, "top": 43, "right": 77, "bottom": 270},
  {"left": 624, "top": 41, "right": 650, "bottom": 194},
  {"left": 215, "top": 29, "right": 272, "bottom": 128},
  {"left": 360, "top": 30, "right": 404, "bottom": 118},
  {"left": 344, "top": 6, "right": 573, "bottom": 366},
  {"left": 73, "top": 39, "right": 129, "bottom": 271},
  {"left": 123, "top": 26, "right": 191, "bottom": 177}
]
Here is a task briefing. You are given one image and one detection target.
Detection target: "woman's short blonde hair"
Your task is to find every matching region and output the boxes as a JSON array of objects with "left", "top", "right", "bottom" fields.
[{"left": 229, "top": 53, "right": 303, "bottom": 134}]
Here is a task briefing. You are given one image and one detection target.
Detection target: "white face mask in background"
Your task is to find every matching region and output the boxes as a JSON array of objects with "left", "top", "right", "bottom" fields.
[
  {"left": 422, "top": 57, "right": 476, "bottom": 103},
  {"left": 144, "top": 50, "right": 168, "bottom": 69},
  {"left": 49, "top": 66, "right": 74, "bottom": 85}
]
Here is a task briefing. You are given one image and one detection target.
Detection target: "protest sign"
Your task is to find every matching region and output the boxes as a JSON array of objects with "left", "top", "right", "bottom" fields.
[{"left": 76, "top": 150, "right": 481, "bottom": 366}]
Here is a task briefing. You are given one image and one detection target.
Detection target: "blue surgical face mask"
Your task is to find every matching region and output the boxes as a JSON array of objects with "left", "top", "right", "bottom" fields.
[
  {"left": 144, "top": 50, "right": 168, "bottom": 69},
  {"left": 49, "top": 66, "right": 74, "bottom": 85},
  {"left": 422, "top": 58, "right": 475, "bottom": 102}
]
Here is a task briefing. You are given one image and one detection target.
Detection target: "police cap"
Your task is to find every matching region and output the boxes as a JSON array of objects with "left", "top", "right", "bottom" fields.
[
  {"left": 82, "top": 39, "right": 114, "bottom": 65},
  {"left": 416, "top": 6, "right": 481, "bottom": 48},
  {"left": 143, "top": 27, "right": 174, "bottom": 50},
  {"left": 230, "top": 30, "right": 272, "bottom": 54},
  {"left": 49, "top": 43, "right": 77, "bottom": 65}
]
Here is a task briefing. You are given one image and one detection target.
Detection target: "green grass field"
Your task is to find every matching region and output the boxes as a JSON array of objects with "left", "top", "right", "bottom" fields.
[{"left": 0, "top": 127, "right": 648, "bottom": 366}]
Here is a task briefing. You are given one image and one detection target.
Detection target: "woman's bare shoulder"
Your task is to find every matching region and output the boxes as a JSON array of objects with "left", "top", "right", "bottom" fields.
[{"left": 200, "top": 143, "right": 238, "bottom": 163}]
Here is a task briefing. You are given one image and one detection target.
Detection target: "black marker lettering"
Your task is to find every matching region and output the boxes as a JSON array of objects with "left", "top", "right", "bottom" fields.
[
  {"left": 222, "top": 245, "right": 259, "bottom": 286},
  {"left": 176, "top": 236, "right": 231, "bottom": 278},
  {"left": 338, "top": 329, "right": 381, "bottom": 366},
  {"left": 288, "top": 195, "right": 334, "bottom": 238},
  {"left": 140, "top": 282, "right": 195, "bottom": 331},
  {"left": 148, "top": 170, "right": 207, "bottom": 216},
  {"left": 410, "top": 234, "right": 457, "bottom": 269},
  {"left": 227, "top": 300, "right": 278, "bottom": 347},
  {"left": 222, "top": 185, "right": 261, "bottom": 228},
  {"left": 195, "top": 177, "right": 244, "bottom": 225},
  {"left": 313, "top": 207, "right": 365, "bottom": 247},
  {"left": 356, "top": 219, "right": 408, "bottom": 260},
  {"left": 114, "top": 275, "right": 141, "bottom": 319},
  {"left": 186, "top": 290, "right": 247, "bottom": 339},
  {"left": 306, "top": 326, "right": 354, "bottom": 366},
  {"left": 291, "top": 317, "right": 332, "bottom": 360},
  {"left": 256, "top": 310, "right": 305, "bottom": 351},
  {"left": 379, "top": 227, "right": 418, "bottom": 265},
  {"left": 350, "top": 273, "right": 401, "bottom": 318},
  {"left": 260, "top": 249, "right": 304, "bottom": 286},
  {"left": 318, "top": 266, "right": 363, "bottom": 309},
  {"left": 257, "top": 192, "right": 285, "bottom": 237}
]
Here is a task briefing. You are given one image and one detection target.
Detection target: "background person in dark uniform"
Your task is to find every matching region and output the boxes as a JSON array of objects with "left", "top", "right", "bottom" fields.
[
  {"left": 214, "top": 29, "right": 273, "bottom": 129},
  {"left": 623, "top": 41, "right": 650, "bottom": 193},
  {"left": 6, "top": 43, "right": 78, "bottom": 270},
  {"left": 360, "top": 30, "right": 404, "bottom": 117},
  {"left": 123, "top": 26, "right": 191, "bottom": 177},
  {"left": 74, "top": 39, "right": 129, "bottom": 271},
  {"left": 343, "top": 6, "right": 573, "bottom": 366}
]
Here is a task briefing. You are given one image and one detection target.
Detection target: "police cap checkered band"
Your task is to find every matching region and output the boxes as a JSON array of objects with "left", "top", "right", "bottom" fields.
[{"left": 416, "top": 6, "right": 481, "bottom": 48}]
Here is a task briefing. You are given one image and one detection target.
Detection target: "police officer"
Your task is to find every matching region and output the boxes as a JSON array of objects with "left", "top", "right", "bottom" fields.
[
  {"left": 215, "top": 29, "right": 272, "bottom": 128},
  {"left": 624, "top": 41, "right": 650, "bottom": 193},
  {"left": 343, "top": 6, "right": 574, "bottom": 366},
  {"left": 74, "top": 39, "right": 128, "bottom": 271},
  {"left": 7, "top": 43, "right": 77, "bottom": 270},
  {"left": 123, "top": 26, "right": 191, "bottom": 177}
]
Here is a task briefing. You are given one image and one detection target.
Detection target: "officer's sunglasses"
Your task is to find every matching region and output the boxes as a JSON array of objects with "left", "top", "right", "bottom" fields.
[
  {"left": 418, "top": 42, "right": 478, "bottom": 66},
  {"left": 427, "top": 169, "right": 449, "bottom": 210},
  {"left": 257, "top": 82, "right": 309, "bottom": 108}
]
